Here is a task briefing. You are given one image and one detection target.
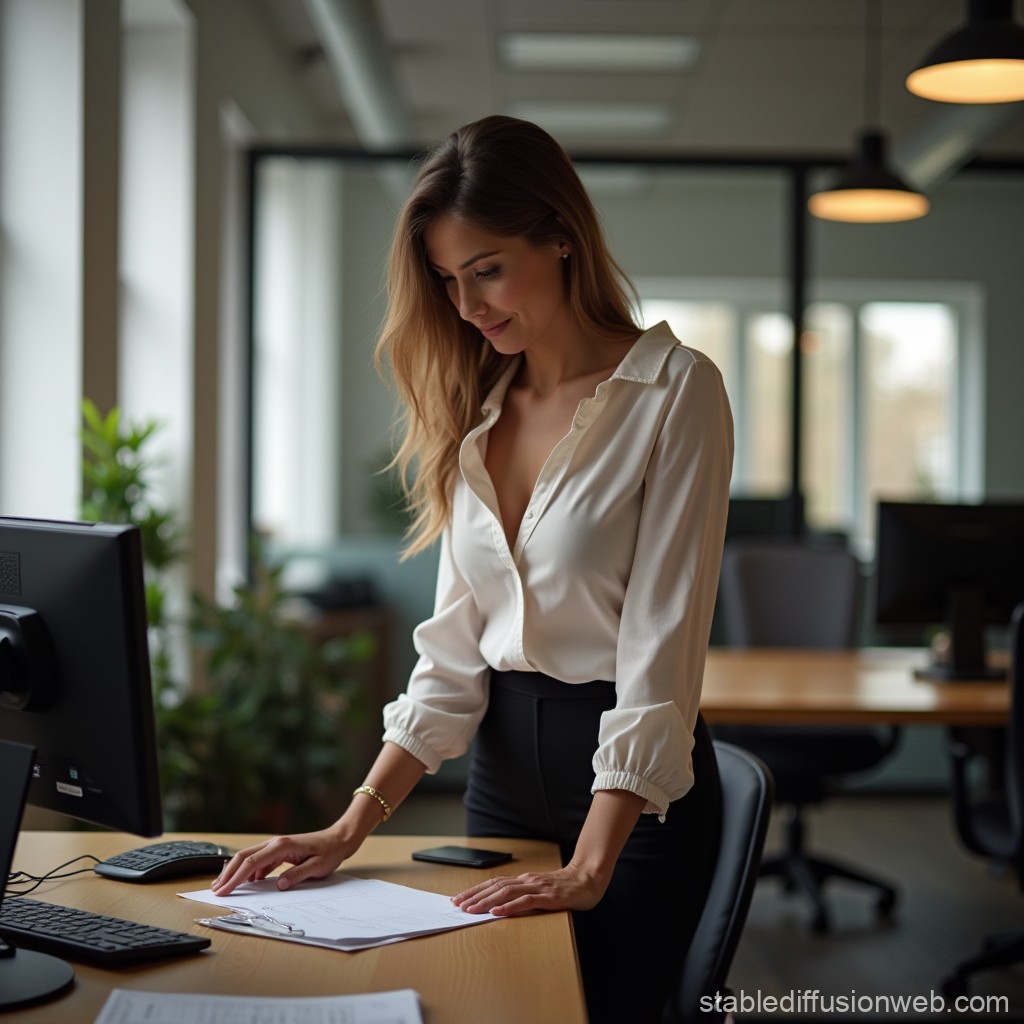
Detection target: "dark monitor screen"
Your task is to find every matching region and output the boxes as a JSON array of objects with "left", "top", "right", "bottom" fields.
[
  {"left": 0, "top": 516, "right": 163, "bottom": 835},
  {"left": 709, "top": 493, "right": 804, "bottom": 646},
  {"left": 874, "top": 499, "right": 1024, "bottom": 680},
  {"left": 725, "top": 492, "right": 803, "bottom": 541}
]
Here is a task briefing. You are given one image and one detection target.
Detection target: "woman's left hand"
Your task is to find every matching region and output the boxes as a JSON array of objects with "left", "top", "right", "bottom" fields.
[
  {"left": 451, "top": 863, "right": 608, "bottom": 917},
  {"left": 454, "top": 791, "right": 643, "bottom": 916}
]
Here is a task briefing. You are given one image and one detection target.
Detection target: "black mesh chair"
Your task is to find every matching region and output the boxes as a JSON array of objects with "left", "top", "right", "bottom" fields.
[
  {"left": 941, "top": 601, "right": 1024, "bottom": 998},
  {"left": 664, "top": 741, "right": 773, "bottom": 1023},
  {"left": 714, "top": 538, "right": 901, "bottom": 934}
]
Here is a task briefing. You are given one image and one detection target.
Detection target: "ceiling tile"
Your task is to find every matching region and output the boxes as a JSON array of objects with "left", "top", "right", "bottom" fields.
[{"left": 253, "top": 0, "right": 1024, "bottom": 163}]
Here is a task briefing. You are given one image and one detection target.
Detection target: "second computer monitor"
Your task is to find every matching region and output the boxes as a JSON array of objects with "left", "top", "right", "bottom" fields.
[
  {"left": 874, "top": 499, "right": 1024, "bottom": 680},
  {"left": 0, "top": 517, "right": 163, "bottom": 835}
]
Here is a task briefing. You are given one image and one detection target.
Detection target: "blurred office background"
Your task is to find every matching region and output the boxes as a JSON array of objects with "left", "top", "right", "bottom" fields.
[
  {"left": 3, "top": 0, "right": 1023, "bottom": 841},
  {"left": 2, "top": 0, "right": 1024, "bottom": 1011}
]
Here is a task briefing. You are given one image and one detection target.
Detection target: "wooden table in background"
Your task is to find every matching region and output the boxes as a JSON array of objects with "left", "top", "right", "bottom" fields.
[
  {"left": 700, "top": 646, "right": 1009, "bottom": 727},
  {"left": 7, "top": 832, "right": 585, "bottom": 1024}
]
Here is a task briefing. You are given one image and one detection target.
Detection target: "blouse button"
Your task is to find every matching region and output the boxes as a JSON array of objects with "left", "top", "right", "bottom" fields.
[{"left": 524, "top": 510, "right": 534, "bottom": 520}]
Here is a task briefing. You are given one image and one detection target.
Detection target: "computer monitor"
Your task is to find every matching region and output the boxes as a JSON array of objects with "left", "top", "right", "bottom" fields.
[
  {"left": 874, "top": 499, "right": 1024, "bottom": 681},
  {"left": 725, "top": 491, "right": 804, "bottom": 541},
  {"left": 0, "top": 516, "right": 164, "bottom": 1008},
  {"left": 709, "top": 492, "right": 804, "bottom": 646}
]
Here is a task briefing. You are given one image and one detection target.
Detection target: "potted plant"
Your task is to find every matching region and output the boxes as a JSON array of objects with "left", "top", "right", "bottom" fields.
[
  {"left": 177, "top": 546, "right": 372, "bottom": 831},
  {"left": 80, "top": 400, "right": 371, "bottom": 831}
]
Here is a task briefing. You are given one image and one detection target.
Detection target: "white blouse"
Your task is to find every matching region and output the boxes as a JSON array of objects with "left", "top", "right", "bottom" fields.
[{"left": 382, "top": 321, "right": 734, "bottom": 816}]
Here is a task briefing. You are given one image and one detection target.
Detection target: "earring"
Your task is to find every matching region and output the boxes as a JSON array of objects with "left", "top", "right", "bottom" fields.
[{"left": 560, "top": 252, "right": 569, "bottom": 260}]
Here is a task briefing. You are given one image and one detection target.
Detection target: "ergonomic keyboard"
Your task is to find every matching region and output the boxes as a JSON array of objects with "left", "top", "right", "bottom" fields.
[
  {"left": 0, "top": 896, "right": 211, "bottom": 965},
  {"left": 94, "top": 839, "right": 232, "bottom": 883}
]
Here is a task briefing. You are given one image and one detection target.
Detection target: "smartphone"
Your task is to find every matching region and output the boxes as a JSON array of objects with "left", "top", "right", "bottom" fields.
[{"left": 411, "top": 844, "right": 513, "bottom": 869}]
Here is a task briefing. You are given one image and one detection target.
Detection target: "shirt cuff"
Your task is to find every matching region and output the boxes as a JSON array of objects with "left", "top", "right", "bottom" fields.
[
  {"left": 382, "top": 726, "right": 442, "bottom": 775},
  {"left": 592, "top": 769, "right": 672, "bottom": 820}
]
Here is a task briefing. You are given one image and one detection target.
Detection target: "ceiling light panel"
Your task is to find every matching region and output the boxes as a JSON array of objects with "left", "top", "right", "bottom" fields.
[
  {"left": 500, "top": 33, "right": 699, "bottom": 72},
  {"left": 508, "top": 101, "right": 673, "bottom": 135}
]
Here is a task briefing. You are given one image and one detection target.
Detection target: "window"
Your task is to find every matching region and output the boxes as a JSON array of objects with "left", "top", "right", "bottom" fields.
[
  {"left": 0, "top": 0, "right": 84, "bottom": 517},
  {"left": 744, "top": 311, "right": 792, "bottom": 495},
  {"left": 638, "top": 281, "right": 979, "bottom": 550},
  {"left": 120, "top": 0, "right": 195, "bottom": 521},
  {"left": 802, "top": 302, "right": 852, "bottom": 530},
  {"left": 860, "top": 301, "right": 957, "bottom": 504}
]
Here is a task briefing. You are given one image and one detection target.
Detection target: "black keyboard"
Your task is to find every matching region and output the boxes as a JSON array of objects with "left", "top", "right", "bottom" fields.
[{"left": 0, "top": 896, "right": 211, "bottom": 965}]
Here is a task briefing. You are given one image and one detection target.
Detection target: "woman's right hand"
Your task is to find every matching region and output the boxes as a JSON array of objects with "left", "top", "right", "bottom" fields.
[
  {"left": 210, "top": 825, "right": 356, "bottom": 896},
  {"left": 211, "top": 745, "right": 427, "bottom": 896}
]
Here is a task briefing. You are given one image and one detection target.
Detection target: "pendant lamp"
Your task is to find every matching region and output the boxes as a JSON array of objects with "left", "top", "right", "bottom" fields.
[
  {"left": 808, "top": 0, "right": 930, "bottom": 223},
  {"left": 808, "top": 130, "right": 930, "bottom": 222},
  {"left": 907, "top": 0, "right": 1024, "bottom": 104}
]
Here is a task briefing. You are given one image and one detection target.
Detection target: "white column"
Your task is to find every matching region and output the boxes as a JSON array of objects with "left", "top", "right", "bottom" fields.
[{"left": 0, "top": 0, "right": 86, "bottom": 518}]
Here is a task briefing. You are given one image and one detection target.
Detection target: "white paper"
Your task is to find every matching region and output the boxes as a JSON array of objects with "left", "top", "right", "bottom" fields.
[
  {"left": 94, "top": 987, "right": 423, "bottom": 1024},
  {"left": 179, "top": 872, "right": 499, "bottom": 951}
]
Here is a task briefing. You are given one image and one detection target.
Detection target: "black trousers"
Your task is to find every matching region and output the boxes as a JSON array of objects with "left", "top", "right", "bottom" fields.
[{"left": 465, "top": 670, "right": 721, "bottom": 1024}]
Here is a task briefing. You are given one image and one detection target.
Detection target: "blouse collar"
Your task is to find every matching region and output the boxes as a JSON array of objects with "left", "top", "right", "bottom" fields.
[{"left": 480, "top": 320, "right": 680, "bottom": 414}]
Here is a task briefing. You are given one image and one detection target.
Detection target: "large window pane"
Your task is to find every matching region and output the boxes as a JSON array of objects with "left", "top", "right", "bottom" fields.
[
  {"left": 861, "top": 302, "right": 957, "bottom": 535},
  {"left": 744, "top": 311, "right": 791, "bottom": 493},
  {"left": 803, "top": 302, "right": 853, "bottom": 533}
]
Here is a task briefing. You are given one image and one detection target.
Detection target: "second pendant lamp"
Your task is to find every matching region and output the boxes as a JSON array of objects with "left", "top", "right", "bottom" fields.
[
  {"left": 906, "top": 0, "right": 1024, "bottom": 104},
  {"left": 808, "top": 0, "right": 929, "bottom": 223}
]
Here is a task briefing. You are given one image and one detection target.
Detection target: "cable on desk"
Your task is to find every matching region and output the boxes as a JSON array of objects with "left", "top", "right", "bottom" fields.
[{"left": 6, "top": 854, "right": 100, "bottom": 897}]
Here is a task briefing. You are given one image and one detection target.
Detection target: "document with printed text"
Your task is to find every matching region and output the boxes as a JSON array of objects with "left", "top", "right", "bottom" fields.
[
  {"left": 180, "top": 872, "right": 500, "bottom": 951},
  {"left": 94, "top": 987, "right": 423, "bottom": 1024}
]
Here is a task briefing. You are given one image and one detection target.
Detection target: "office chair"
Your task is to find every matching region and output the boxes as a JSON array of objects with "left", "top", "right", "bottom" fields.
[
  {"left": 714, "top": 538, "right": 901, "bottom": 934},
  {"left": 664, "top": 741, "right": 773, "bottom": 1023},
  {"left": 940, "top": 601, "right": 1024, "bottom": 999}
]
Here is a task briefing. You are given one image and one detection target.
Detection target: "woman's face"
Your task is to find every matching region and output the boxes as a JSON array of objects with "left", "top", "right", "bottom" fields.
[{"left": 423, "top": 215, "right": 571, "bottom": 357}]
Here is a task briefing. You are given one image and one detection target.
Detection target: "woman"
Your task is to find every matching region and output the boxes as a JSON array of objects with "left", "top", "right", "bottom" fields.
[{"left": 213, "top": 115, "right": 734, "bottom": 1023}]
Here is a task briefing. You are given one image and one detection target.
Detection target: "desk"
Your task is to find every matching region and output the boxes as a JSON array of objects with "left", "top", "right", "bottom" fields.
[
  {"left": 700, "top": 646, "right": 1009, "bottom": 727},
  {"left": 7, "top": 832, "right": 586, "bottom": 1024}
]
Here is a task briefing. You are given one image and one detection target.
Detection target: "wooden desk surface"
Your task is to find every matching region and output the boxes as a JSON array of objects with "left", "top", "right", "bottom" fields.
[
  {"left": 6, "top": 832, "right": 586, "bottom": 1024},
  {"left": 700, "top": 646, "right": 1010, "bottom": 726}
]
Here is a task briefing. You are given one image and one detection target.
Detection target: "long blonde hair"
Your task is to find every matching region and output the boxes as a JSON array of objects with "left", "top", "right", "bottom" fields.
[{"left": 375, "top": 115, "right": 640, "bottom": 558}]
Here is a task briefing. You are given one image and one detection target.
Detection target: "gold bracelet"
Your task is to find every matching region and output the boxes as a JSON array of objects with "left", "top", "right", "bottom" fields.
[{"left": 352, "top": 784, "right": 393, "bottom": 823}]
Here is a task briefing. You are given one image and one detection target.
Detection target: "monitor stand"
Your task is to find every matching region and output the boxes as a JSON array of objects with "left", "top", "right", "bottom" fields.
[
  {"left": 915, "top": 662, "right": 1007, "bottom": 683},
  {"left": 0, "top": 740, "right": 75, "bottom": 1010},
  {"left": 913, "top": 589, "right": 1007, "bottom": 683},
  {"left": 0, "top": 944, "right": 76, "bottom": 1011}
]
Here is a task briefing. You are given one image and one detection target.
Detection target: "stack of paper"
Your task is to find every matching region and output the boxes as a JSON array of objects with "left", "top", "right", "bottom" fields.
[
  {"left": 180, "top": 872, "right": 500, "bottom": 951},
  {"left": 95, "top": 988, "right": 423, "bottom": 1023}
]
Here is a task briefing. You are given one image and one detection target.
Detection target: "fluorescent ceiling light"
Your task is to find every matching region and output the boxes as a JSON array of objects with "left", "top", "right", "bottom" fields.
[
  {"left": 509, "top": 102, "right": 672, "bottom": 136},
  {"left": 500, "top": 33, "right": 699, "bottom": 73},
  {"left": 577, "top": 166, "right": 653, "bottom": 196}
]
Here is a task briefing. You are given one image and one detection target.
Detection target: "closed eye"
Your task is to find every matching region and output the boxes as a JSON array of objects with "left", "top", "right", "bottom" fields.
[{"left": 431, "top": 265, "right": 499, "bottom": 285}]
